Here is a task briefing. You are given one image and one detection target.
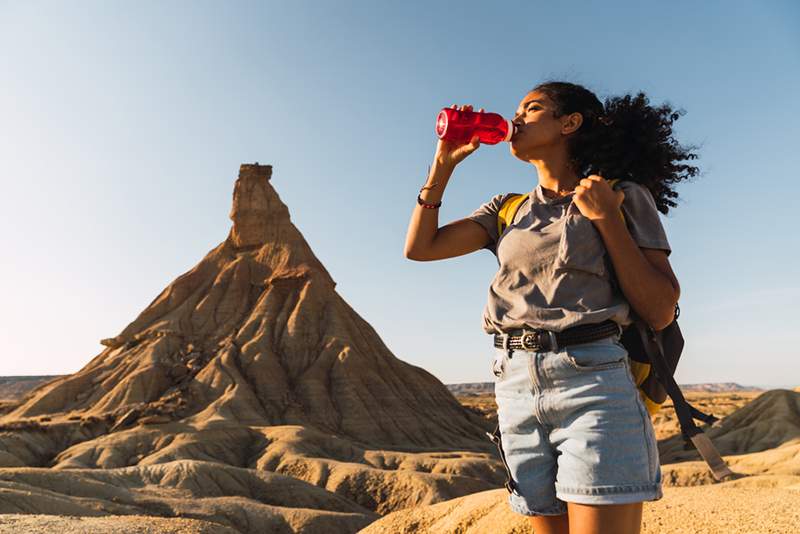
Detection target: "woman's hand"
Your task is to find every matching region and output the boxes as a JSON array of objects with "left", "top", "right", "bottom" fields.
[
  {"left": 573, "top": 175, "right": 625, "bottom": 221},
  {"left": 434, "top": 104, "right": 484, "bottom": 169}
]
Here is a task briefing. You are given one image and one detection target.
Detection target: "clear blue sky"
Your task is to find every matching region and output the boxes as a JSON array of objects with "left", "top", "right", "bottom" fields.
[{"left": 1, "top": 1, "right": 798, "bottom": 388}]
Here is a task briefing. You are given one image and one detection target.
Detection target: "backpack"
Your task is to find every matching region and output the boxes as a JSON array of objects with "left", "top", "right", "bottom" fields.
[{"left": 495, "top": 179, "right": 735, "bottom": 481}]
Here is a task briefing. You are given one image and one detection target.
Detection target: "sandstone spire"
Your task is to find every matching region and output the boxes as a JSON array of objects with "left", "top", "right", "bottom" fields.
[{"left": 2, "top": 163, "right": 489, "bottom": 451}]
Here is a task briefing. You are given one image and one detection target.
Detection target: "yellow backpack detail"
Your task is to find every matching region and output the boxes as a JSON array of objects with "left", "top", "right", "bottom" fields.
[{"left": 496, "top": 193, "right": 529, "bottom": 237}]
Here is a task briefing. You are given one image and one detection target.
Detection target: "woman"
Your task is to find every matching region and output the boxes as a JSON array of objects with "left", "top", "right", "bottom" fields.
[{"left": 404, "top": 81, "right": 698, "bottom": 534}]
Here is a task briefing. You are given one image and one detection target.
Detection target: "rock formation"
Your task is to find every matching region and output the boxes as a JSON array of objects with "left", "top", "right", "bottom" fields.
[
  {"left": 1, "top": 164, "right": 489, "bottom": 450},
  {"left": 0, "top": 163, "right": 503, "bottom": 533}
]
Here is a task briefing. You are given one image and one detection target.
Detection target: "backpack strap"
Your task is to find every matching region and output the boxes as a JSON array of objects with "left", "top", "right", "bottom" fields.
[
  {"left": 497, "top": 193, "right": 529, "bottom": 237},
  {"left": 610, "top": 178, "right": 734, "bottom": 481},
  {"left": 632, "top": 318, "right": 735, "bottom": 481},
  {"left": 607, "top": 179, "right": 627, "bottom": 225}
]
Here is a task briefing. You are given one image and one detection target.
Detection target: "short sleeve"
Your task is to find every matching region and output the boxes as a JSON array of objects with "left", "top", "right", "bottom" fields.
[
  {"left": 617, "top": 181, "right": 672, "bottom": 256},
  {"left": 464, "top": 193, "right": 517, "bottom": 255}
]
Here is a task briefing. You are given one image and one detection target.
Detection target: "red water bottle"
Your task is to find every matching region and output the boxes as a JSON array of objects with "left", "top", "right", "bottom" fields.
[{"left": 435, "top": 108, "right": 516, "bottom": 145}]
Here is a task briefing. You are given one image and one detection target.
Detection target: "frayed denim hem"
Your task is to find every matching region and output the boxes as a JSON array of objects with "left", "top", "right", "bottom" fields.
[
  {"left": 555, "top": 482, "right": 664, "bottom": 505},
  {"left": 508, "top": 493, "right": 567, "bottom": 516}
]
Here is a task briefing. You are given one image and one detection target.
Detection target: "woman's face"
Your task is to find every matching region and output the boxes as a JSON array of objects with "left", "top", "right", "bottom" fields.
[{"left": 509, "top": 90, "right": 582, "bottom": 162}]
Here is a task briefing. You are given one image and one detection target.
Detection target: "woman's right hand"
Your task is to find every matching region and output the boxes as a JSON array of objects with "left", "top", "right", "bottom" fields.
[{"left": 434, "top": 104, "right": 484, "bottom": 169}]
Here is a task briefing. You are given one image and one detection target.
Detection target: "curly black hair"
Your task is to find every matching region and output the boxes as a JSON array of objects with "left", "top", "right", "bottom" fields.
[{"left": 531, "top": 81, "right": 701, "bottom": 215}]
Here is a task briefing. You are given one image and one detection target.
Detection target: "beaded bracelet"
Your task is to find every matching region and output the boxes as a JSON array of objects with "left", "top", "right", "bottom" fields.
[
  {"left": 417, "top": 194, "right": 441, "bottom": 209},
  {"left": 418, "top": 170, "right": 442, "bottom": 209}
]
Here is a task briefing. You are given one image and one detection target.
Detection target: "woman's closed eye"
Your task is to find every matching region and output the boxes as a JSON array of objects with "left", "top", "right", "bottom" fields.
[{"left": 514, "top": 106, "right": 540, "bottom": 121}]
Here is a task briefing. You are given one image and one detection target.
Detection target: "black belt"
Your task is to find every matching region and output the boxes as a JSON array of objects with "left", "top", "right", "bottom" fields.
[{"left": 493, "top": 320, "right": 621, "bottom": 352}]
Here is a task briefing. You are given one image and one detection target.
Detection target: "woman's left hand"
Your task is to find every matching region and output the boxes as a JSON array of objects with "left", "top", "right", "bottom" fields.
[{"left": 573, "top": 175, "right": 625, "bottom": 221}]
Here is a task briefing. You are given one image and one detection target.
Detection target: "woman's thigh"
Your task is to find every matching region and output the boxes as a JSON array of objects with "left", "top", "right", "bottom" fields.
[
  {"left": 529, "top": 512, "right": 569, "bottom": 534},
  {"left": 566, "top": 501, "right": 643, "bottom": 534},
  {"left": 526, "top": 502, "right": 642, "bottom": 534}
]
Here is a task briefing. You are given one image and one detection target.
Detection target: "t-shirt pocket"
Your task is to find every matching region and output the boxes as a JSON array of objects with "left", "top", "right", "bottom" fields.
[{"left": 552, "top": 209, "right": 607, "bottom": 277}]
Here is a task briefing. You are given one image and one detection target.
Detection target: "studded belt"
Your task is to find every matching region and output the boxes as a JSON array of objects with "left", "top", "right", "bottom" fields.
[{"left": 493, "top": 320, "right": 621, "bottom": 353}]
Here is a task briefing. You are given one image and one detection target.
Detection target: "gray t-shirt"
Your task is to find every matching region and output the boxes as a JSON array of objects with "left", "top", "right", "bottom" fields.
[{"left": 466, "top": 181, "right": 671, "bottom": 335}]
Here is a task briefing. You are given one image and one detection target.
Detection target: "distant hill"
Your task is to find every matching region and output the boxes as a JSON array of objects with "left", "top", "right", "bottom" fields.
[
  {"left": 446, "top": 381, "right": 763, "bottom": 396},
  {"left": 679, "top": 383, "right": 764, "bottom": 393},
  {"left": 2, "top": 375, "right": 764, "bottom": 403},
  {"left": 447, "top": 382, "right": 494, "bottom": 396},
  {"left": 0, "top": 376, "right": 63, "bottom": 401}
]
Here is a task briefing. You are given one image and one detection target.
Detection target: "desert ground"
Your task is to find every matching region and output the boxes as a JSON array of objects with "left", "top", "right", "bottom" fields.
[
  {"left": 1, "top": 164, "right": 797, "bottom": 533},
  {"left": 2, "top": 384, "right": 797, "bottom": 533},
  {"left": 403, "top": 389, "right": 800, "bottom": 534}
]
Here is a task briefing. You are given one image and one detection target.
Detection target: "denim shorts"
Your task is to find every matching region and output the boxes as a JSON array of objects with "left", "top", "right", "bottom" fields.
[{"left": 490, "top": 332, "right": 663, "bottom": 516}]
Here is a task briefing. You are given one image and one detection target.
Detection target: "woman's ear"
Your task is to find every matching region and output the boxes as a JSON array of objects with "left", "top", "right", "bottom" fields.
[{"left": 561, "top": 112, "right": 583, "bottom": 135}]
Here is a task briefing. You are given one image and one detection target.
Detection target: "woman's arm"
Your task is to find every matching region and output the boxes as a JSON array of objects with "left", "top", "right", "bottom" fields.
[
  {"left": 404, "top": 103, "right": 484, "bottom": 260},
  {"left": 593, "top": 215, "right": 680, "bottom": 331},
  {"left": 404, "top": 159, "right": 454, "bottom": 258},
  {"left": 404, "top": 160, "right": 493, "bottom": 260},
  {"left": 572, "top": 175, "right": 679, "bottom": 331}
]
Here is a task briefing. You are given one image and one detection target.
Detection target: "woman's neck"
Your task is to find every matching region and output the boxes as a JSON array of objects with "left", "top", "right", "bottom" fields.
[
  {"left": 537, "top": 173, "right": 581, "bottom": 199},
  {"left": 530, "top": 154, "right": 581, "bottom": 198}
]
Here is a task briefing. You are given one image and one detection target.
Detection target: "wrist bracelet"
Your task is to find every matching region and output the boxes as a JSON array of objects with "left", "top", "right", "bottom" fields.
[{"left": 417, "top": 194, "right": 441, "bottom": 209}]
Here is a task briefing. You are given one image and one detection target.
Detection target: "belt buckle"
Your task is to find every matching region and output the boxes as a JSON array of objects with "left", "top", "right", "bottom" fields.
[{"left": 521, "top": 331, "right": 540, "bottom": 350}]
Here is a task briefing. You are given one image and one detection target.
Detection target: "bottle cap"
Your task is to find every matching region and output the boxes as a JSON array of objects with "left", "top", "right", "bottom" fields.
[
  {"left": 503, "top": 119, "right": 515, "bottom": 142},
  {"left": 435, "top": 110, "right": 448, "bottom": 139}
]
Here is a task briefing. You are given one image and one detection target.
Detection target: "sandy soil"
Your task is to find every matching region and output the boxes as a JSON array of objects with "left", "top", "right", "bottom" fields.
[
  {"left": 0, "top": 514, "right": 239, "bottom": 533},
  {"left": 360, "top": 483, "right": 800, "bottom": 534},
  {"left": 357, "top": 390, "right": 799, "bottom": 534}
]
